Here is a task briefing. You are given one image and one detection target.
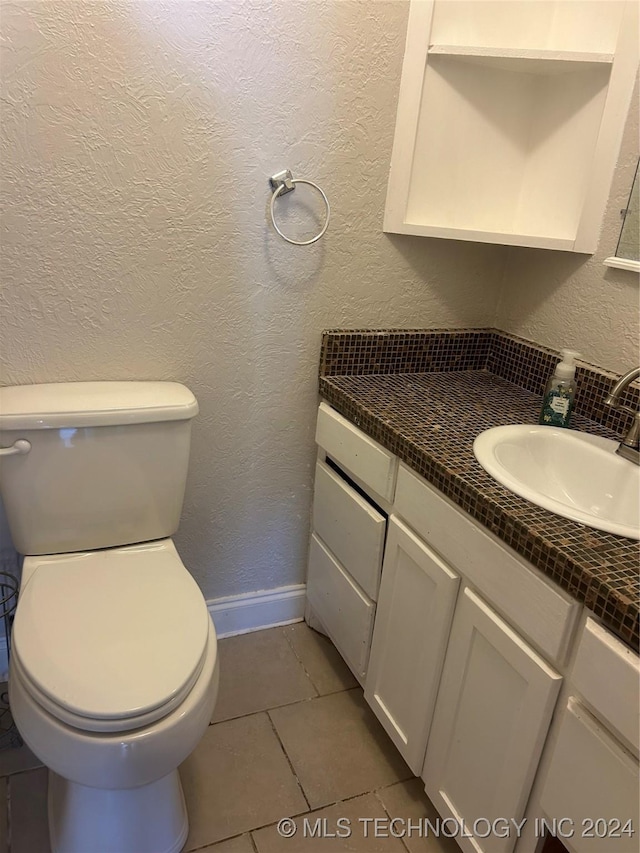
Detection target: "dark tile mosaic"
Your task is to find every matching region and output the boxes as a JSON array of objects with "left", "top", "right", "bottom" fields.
[
  {"left": 317, "top": 331, "right": 640, "bottom": 652},
  {"left": 319, "top": 329, "right": 638, "bottom": 437},
  {"left": 319, "top": 329, "right": 493, "bottom": 377},
  {"left": 486, "top": 331, "right": 638, "bottom": 437}
]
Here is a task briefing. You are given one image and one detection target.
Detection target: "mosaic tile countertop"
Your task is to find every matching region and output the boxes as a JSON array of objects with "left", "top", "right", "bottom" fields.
[{"left": 319, "top": 369, "right": 640, "bottom": 652}]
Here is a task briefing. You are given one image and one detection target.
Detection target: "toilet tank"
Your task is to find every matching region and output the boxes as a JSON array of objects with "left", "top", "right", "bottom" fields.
[{"left": 0, "top": 382, "right": 199, "bottom": 556}]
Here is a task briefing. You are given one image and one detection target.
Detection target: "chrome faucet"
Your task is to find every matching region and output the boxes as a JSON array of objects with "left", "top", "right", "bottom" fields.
[{"left": 604, "top": 367, "right": 640, "bottom": 464}]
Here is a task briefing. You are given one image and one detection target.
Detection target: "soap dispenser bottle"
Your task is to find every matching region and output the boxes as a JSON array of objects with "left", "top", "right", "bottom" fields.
[{"left": 539, "top": 349, "right": 580, "bottom": 428}]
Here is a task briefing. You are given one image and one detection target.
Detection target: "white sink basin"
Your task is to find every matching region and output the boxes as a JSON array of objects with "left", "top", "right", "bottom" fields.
[{"left": 473, "top": 425, "right": 640, "bottom": 539}]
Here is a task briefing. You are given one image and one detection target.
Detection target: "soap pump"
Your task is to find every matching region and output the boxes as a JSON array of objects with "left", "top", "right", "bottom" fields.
[{"left": 539, "top": 349, "right": 580, "bottom": 428}]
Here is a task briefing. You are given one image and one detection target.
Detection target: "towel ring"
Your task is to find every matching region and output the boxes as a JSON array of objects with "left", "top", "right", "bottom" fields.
[{"left": 269, "top": 170, "right": 330, "bottom": 246}]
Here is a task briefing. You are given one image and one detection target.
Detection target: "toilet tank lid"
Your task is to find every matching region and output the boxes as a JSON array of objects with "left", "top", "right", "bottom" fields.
[{"left": 0, "top": 381, "right": 199, "bottom": 430}]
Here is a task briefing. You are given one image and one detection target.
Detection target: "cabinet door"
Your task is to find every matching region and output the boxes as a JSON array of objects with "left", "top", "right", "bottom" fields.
[
  {"left": 423, "top": 587, "right": 562, "bottom": 853},
  {"left": 538, "top": 698, "right": 639, "bottom": 853},
  {"left": 365, "top": 516, "right": 459, "bottom": 774}
]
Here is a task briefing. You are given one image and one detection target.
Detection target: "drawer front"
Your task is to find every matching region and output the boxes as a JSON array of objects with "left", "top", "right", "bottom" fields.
[
  {"left": 313, "top": 460, "right": 386, "bottom": 601},
  {"left": 572, "top": 617, "right": 640, "bottom": 755},
  {"left": 395, "top": 463, "right": 578, "bottom": 663},
  {"left": 539, "top": 698, "right": 639, "bottom": 853},
  {"left": 316, "top": 402, "right": 397, "bottom": 502},
  {"left": 306, "top": 533, "right": 375, "bottom": 682}
]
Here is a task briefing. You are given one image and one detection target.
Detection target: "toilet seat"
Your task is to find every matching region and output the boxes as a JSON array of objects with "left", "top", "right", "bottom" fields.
[{"left": 12, "top": 539, "right": 210, "bottom": 733}]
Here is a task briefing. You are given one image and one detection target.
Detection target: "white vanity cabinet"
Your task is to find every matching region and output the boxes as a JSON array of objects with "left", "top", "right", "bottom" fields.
[
  {"left": 384, "top": 0, "right": 639, "bottom": 252},
  {"left": 307, "top": 403, "right": 638, "bottom": 853},
  {"left": 423, "top": 587, "right": 562, "bottom": 853}
]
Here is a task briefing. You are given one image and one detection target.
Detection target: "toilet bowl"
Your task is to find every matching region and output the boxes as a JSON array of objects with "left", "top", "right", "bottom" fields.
[
  {"left": 8, "top": 539, "right": 219, "bottom": 853},
  {"left": 0, "top": 381, "right": 217, "bottom": 853}
]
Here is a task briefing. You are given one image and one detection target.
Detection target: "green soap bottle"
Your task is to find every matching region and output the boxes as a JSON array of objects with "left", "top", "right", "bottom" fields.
[{"left": 539, "top": 349, "right": 580, "bottom": 428}]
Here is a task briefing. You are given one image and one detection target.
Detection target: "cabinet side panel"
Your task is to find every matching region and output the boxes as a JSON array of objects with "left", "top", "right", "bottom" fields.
[
  {"left": 574, "top": 0, "right": 639, "bottom": 252},
  {"left": 384, "top": 0, "right": 436, "bottom": 232}
]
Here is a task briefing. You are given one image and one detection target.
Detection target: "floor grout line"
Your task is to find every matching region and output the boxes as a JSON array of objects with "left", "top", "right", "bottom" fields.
[
  {"left": 280, "top": 624, "right": 325, "bottom": 697},
  {"left": 210, "top": 692, "right": 320, "bottom": 727},
  {"left": 265, "top": 710, "right": 311, "bottom": 814},
  {"left": 280, "top": 623, "right": 359, "bottom": 699},
  {"left": 374, "top": 786, "right": 413, "bottom": 853}
]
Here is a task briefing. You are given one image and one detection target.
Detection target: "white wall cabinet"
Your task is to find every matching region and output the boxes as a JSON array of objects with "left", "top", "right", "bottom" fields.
[
  {"left": 365, "top": 516, "right": 460, "bottom": 774},
  {"left": 423, "top": 588, "right": 562, "bottom": 853},
  {"left": 384, "top": 0, "right": 639, "bottom": 252}
]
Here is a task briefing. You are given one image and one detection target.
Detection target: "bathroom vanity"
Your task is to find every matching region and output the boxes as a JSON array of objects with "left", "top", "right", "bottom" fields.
[{"left": 306, "top": 330, "right": 639, "bottom": 853}]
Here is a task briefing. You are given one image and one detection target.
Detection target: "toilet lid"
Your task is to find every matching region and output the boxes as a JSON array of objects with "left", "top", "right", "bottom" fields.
[{"left": 12, "top": 540, "right": 210, "bottom": 725}]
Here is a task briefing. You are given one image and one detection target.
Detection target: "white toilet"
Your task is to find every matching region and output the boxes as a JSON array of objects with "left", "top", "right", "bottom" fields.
[{"left": 0, "top": 381, "right": 219, "bottom": 853}]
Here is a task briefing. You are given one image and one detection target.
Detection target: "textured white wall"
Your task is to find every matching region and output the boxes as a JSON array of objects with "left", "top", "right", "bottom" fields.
[
  {"left": 0, "top": 1, "right": 506, "bottom": 599},
  {"left": 495, "top": 83, "right": 639, "bottom": 375}
]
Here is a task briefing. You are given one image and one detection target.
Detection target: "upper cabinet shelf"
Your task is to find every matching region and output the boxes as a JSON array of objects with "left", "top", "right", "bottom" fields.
[
  {"left": 384, "top": 1, "right": 639, "bottom": 253},
  {"left": 427, "top": 45, "right": 615, "bottom": 73}
]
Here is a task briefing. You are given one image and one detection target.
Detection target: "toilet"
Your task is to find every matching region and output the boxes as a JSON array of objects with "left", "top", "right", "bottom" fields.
[{"left": 0, "top": 381, "right": 219, "bottom": 853}]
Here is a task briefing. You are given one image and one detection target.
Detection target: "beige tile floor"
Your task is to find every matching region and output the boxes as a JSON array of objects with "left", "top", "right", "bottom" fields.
[{"left": 0, "top": 623, "right": 460, "bottom": 853}]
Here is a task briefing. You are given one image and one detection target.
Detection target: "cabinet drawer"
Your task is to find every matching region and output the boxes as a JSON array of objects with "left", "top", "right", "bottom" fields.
[
  {"left": 306, "top": 534, "right": 375, "bottom": 683},
  {"left": 572, "top": 618, "right": 640, "bottom": 755},
  {"left": 316, "top": 402, "right": 397, "bottom": 502},
  {"left": 395, "top": 463, "right": 578, "bottom": 663},
  {"left": 313, "top": 460, "right": 386, "bottom": 601},
  {"left": 539, "top": 698, "right": 639, "bottom": 853}
]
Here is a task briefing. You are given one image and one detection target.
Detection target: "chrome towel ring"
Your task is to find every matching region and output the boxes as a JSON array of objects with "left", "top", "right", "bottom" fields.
[{"left": 268, "top": 169, "right": 330, "bottom": 245}]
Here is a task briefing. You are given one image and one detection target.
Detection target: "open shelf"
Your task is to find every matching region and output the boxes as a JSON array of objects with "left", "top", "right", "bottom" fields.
[
  {"left": 427, "top": 45, "right": 614, "bottom": 74},
  {"left": 405, "top": 56, "right": 610, "bottom": 243},
  {"left": 384, "top": 0, "right": 639, "bottom": 253}
]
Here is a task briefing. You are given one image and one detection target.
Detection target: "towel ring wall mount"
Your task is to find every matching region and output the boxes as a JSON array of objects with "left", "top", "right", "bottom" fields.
[{"left": 268, "top": 170, "right": 330, "bottom": 246}]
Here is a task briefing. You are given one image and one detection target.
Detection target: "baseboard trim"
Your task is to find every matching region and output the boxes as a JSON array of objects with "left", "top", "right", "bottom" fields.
[{"left": 207, "top": 584, "right": 306, "bottom": 639}]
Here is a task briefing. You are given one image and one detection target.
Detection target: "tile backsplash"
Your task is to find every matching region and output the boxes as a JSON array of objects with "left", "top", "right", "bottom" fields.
[{"left": 320, "top": 328, "right": 638, "bottom": 437}]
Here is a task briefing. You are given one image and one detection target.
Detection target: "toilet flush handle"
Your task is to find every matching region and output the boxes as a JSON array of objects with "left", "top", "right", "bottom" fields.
[{"left": 0, "top": 440, "right": 31, "bottom": 456}]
